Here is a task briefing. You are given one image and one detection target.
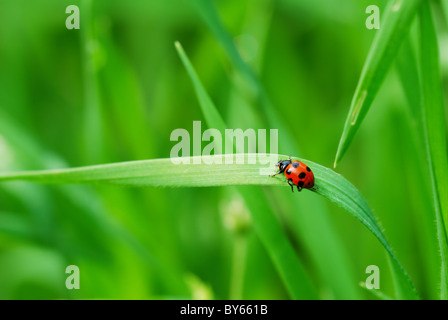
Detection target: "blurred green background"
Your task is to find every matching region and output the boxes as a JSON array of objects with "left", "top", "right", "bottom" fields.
[{"left": 0, "top": 0, "right": 446, "bottom": 299}]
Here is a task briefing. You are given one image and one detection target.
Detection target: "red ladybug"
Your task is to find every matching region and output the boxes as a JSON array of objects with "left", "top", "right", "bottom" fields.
[{"left": 271, "top": 158, "right": 315, "bottom": 192}]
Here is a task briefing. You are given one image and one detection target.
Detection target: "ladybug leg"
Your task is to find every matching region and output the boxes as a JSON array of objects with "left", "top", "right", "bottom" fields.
[
  {"left": 287, "top": 179, "right": 294, "bottom": 193},
  {"left": 270, "top": 170, "right": 281, "bottom": 177},
  {"left": 297, "top": 185, "right": 302, "bottom": 192}
]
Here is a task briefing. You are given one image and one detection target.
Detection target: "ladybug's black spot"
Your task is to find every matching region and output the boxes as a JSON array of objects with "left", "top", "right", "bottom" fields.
[
  {"left": 292, "top": 162, "right": 300, "bottom": 168},
  {"left": 299, "top": 172, "right": 306, "bottom": 179},
  {"left": 286, "top": 169, "right": 292, "bottom": 175},
  {"left": 298, "top": 181, "right": 304, "bottom": 187},
  {"left": 306, "top": 166, "right": 311, "bottom": 172}
]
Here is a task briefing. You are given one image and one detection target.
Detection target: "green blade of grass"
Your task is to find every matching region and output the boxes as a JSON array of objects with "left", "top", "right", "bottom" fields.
[
  {"left": 81, "top": 0, "right": 104, "bottom": 163},
  {"left": 334, "top": 0, "right": 422, "bottom": 167},
  {"left": 0, "top": 152, "right": 419, "bottom": 298},
  {"left": 175, "top": 42, "right": 227, "bottom": 134},
  {"left": 0, "top": 154, "right": 296, "bottom": 187},
  {"left": 419, "top": 1, "right": 448, "bottom": 299},
  {"left": 396, "top": 39, "right": 443, "bottom": 299}
]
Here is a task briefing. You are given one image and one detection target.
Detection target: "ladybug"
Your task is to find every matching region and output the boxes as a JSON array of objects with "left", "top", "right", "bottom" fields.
[{"left": 271, "top": 158, "right": 315, "bottom": 192}]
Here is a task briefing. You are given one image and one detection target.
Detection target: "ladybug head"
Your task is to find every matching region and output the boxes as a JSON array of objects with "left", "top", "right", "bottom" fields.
[{"left": 276, "top": 160, "right": 291, "bottom": 173}]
